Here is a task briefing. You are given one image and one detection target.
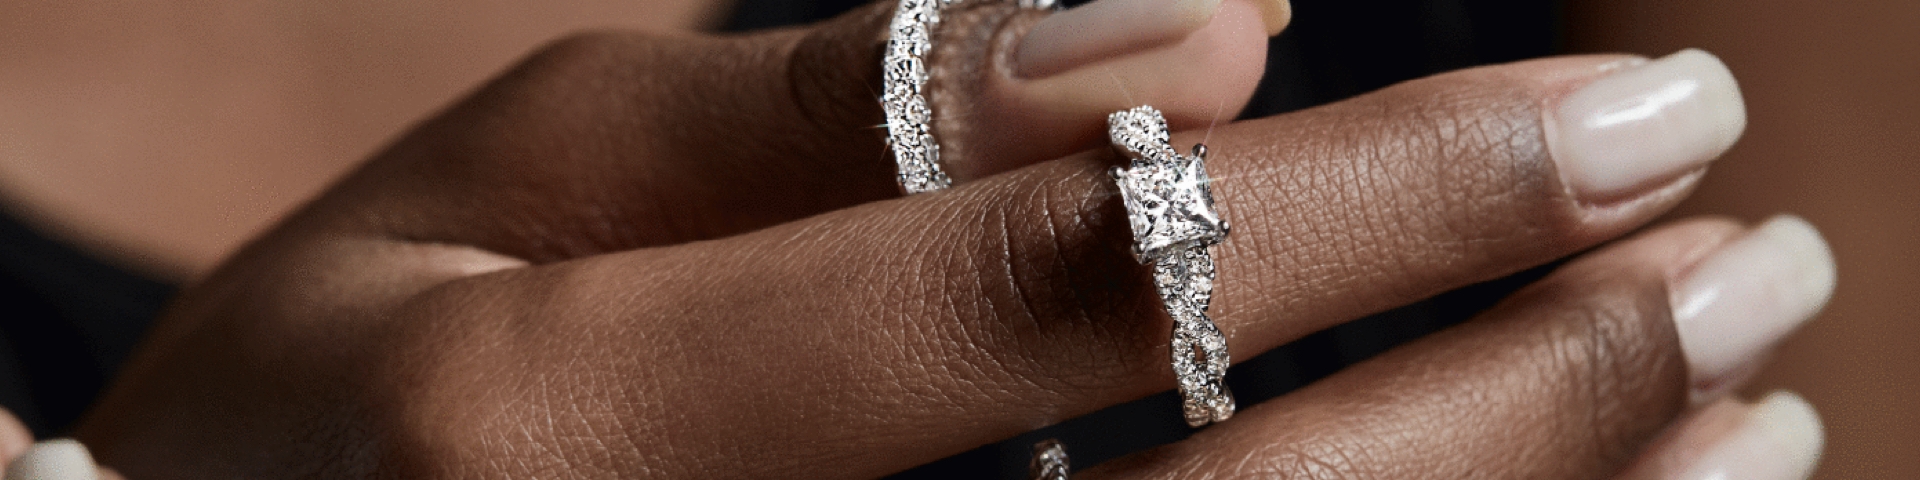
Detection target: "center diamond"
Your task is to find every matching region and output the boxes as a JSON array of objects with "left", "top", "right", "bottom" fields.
[{"left": 1113, "top": 153, "right": 1228, "bottom": 262}]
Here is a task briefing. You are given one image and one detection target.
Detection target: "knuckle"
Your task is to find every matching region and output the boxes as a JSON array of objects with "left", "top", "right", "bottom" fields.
[
  {"left": 527, "top": 30, "right": 649, "bottom": 76},
  {"left": 377, "top": 266, "right": 668, "bottom": 476},
  {"left": 929, "top": 172, "right": 1161, "bottom": 396},
  {"left": 786, "top": 13, "right": 889, "bottom": 136},
  {"left": 484, "top": 31, "right": 651, "bottom": 112},
  {"left": 441, "top": 29, "right": 655, "bottom": 138},
  {"left": 1379, "top": 70, "right": 1555, "bottom": 178},
  {"left": 1264, "top": 70, "right": 1576, "bottom": 290},
  {"left": 1380, "top": 75, "right": 1557, "bottom": 238},
  {"left": 1528, "top": 269, "right": 1687, "bottom": 464}
]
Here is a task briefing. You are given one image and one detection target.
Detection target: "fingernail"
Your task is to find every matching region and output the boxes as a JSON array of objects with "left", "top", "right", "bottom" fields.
[
  {"left": 4, "top": 440, "right": 99, "bottom": 480},
  {"left": 1673, "top": 391, "right": 1824, "bottom": 480},
  {"left": 1015, "top": 0, "right": 1289, "bottom": 79},
  {"left": 1550, "top": 49, "right": 1746, "bottom": 200},
  {"left": 1673, "top": 216, "right": 1835, "bottom": 394}
]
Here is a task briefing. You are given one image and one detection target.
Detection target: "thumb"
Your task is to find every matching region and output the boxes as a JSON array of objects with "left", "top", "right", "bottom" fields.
[
  {"left": 936, "top": 0, "right": 1285, "bottom": 180},
  {"left": 295, "top": 0, "right": 1286, "bottom": 262},
  {"left": 714, "top": 0, "right": 1286, "bottom": 185},
  {"left": 677, "top": 0, "right": 1288, "bottom": 189}
]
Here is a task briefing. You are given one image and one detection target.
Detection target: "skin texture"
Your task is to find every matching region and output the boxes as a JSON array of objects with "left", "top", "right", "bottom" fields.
[
  {"left": 1087, "top": 219, "right": 1742, "bottom": 479},
  {"left": 65, "top": 2, "right": 1764, "bottom": 478},
  {"left": 11, "top": 10, "right": 1877, "bottom": 475}
]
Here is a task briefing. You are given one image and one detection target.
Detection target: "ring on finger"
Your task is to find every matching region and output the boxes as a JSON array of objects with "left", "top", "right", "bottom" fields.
[
  {"left": 1108, "top": 105, "right": 1236, "bottom": 427},
  {"left": 1029, "top": 439, "right": 1069, "bottom": 480},
  {"left": 882, "top": 0, "right": 1056, "bottom": 194}
]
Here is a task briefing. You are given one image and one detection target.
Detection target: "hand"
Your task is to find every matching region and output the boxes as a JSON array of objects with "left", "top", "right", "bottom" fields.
[
  {"left": 1089, "top": 216, "right": 1831, "bottom": 480},
  {"left": 72, "top": 0, "right": 1830, "bottom": 478}
]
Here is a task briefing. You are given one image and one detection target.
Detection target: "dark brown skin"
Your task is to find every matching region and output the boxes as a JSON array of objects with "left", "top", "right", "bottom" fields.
[
  {"left": 70, "top": 3, "right": 1744, "bottom": 478},
  {"left": 1087, "top": 219, "right": 1738, "bottom": 479}
]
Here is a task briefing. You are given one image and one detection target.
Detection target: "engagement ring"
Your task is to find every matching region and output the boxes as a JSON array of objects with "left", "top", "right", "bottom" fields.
[{"left": 1108, "top": 105, "right": 1235, "bottom": 427}]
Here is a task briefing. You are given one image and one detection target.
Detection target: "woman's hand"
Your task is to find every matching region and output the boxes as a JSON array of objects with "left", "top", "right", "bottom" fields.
[{"left": 71, "top": 0, "right": 1830, "bottom": 477}]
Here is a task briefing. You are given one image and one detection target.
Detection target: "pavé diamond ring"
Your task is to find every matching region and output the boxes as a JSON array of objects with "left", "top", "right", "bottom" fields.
[
  {"left": 883, "top": 0, "right": 1054, "bottom": 194},
  {"left": 1107, "top": 105, "right": 1235, "bottom": 427},
  {"left": 1029, "top": 439, "right": 1069, "bottom": 480}
]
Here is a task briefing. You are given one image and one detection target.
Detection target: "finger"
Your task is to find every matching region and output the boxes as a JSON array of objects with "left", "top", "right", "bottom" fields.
[
  {"left": 0, "top": 410, "right": 29, "bottom": 463},
  {"left": 2, "top": 440, "right": 101, "bottom": 480},
  {"left": 379, "top": 51, "right": 1755, "bottom": 476},
  {"left": 310, "top": 0, "right": 1280, "bottom": 261},
  {"left": 1083, "top": 217, "right": 1824, "bottom": 479},
  {"left": 1616, "top": 392, "right": 1824, "bottom": 480}
]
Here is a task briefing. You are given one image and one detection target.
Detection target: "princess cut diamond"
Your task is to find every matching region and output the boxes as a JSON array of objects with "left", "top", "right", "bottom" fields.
[{"left": 1113, "top": 153, "right": 1229, "bottom": 263}]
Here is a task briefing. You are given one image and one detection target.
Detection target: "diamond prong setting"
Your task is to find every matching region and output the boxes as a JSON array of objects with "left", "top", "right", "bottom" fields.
[{"left": 1109, "top": 105, "right": 1229, "bottom": 265}]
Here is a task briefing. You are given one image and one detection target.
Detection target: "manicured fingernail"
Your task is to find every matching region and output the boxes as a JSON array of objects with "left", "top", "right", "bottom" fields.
[
  {"left": 1550, "top": 49, "right": 1746, "bottom": 200},
  {"left": 1015, "top": 0, "right": 1289, "bottom": 78},
  {"left": 1673, "top": 391, "right": 1824, "bottom": 480},
  {"left": 4, "top": 440, "right": 99, "bottom": 480},
  {"left": 1673, "top": 216, "right": 1835, "bottom": 394}
]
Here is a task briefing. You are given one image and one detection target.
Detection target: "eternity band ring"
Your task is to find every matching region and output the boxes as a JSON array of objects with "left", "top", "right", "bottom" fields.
[
  {"left": 1107, "top": 105, "right": 1236, "bottom": 427},
  {"left": 883, "top": 0, "right": 1054, "bottom": 194}
]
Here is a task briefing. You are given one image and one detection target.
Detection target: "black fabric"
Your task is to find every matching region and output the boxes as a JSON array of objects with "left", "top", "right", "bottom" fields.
[
  {"left": 719, "top": 0, "right": 1562, "bottom": 477},
  {"left": 0, "top": 209, "right": 170, "bottom": 437}
]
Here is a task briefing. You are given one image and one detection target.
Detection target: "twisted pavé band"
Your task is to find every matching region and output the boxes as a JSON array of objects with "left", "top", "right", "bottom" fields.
[
  {"left": 883, "top": 0, "right": 1054, "bottom": 194},
  {"left": 1107, "top": 106, "right": 1236, "bottom": 427},
  {"left": 1029, "top": 439, "right": 1069, "bottom": 480}
]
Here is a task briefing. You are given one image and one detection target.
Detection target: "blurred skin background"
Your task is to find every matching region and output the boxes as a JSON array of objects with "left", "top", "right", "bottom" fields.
[{"left": 0, "top": 0, "right": 1911, "bottom": 478}]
